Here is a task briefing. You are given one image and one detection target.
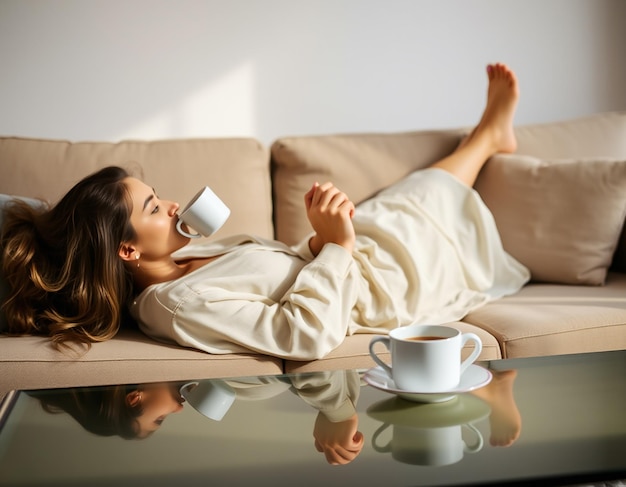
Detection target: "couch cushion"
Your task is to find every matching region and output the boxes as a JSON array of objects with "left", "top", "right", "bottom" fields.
[
  {"left": 283, "top": 322, "right": 500, "bottom": 374},
  {"left": 474, "top": 154, "right": 626, "bottom": 285},
  {"left": 463, "top": 272, "right": 626, "bottom": 359},
  {"left": 514, "top": 111, "right": 626, "bottom": 159},
  {"left": 0, "top": 136, "right": 273, "bottom": 239},
  {"left": 271, "top": 129, "right": 464, "bottom": 245},
  {"left": 513, "top": 111, "right": 626, "bottom": 272},
  {"left": 0, "top": 328, "right": 282, "bottom": 396}
]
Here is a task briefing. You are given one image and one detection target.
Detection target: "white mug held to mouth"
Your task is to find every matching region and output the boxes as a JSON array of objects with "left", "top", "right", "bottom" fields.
[{"left": 176, "top": 186, "right": 231, "bottom": 238}]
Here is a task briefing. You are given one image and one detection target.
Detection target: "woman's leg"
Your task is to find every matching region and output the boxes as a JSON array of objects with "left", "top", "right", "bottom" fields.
[{"left": 430, "top": 63, "right": 519, "bottom": 187}]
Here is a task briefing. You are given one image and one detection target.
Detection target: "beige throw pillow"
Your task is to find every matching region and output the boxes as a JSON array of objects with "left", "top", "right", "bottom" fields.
[{"left": 474, "top": 154, "right": 626, "bottom": 285}]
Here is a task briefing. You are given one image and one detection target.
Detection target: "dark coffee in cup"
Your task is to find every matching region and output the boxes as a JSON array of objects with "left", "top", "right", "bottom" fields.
[{"left": 406, "top": 336, "right": 445, "bottom": 341}]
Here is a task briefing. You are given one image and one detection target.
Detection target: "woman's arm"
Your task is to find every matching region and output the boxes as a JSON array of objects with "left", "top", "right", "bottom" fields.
[{"left": 134, "top": 243, "right": 360, "bottom": 360}]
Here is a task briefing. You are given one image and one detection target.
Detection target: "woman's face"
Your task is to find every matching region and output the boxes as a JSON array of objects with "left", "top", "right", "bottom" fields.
[
  {"left": 132, "top": 383, "right": 185, "bottom": 438},
  {"left": 123, "top": 177, "right": 188, "bottom": 260}
]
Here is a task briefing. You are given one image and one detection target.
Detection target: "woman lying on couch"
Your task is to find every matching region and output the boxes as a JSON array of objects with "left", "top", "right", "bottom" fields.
[{"left": 1, "top": 63, "right": 530, "bottom": 359}]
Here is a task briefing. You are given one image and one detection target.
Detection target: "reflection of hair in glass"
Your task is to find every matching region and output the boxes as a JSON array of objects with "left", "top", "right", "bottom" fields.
[{"left": 29, "top": 385, "right": 144, "bottom": 440}]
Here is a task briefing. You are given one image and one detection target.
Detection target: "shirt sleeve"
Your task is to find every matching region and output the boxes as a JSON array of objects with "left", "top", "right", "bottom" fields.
[
  {"left": 134, "top": 243, "right": 360, "bottom": 360},
  {"left": 289, "top": 370, "right": 361, "bottom": 422},
  {"left": 289, "top": 232, "right": 316, "bottom": 260}
]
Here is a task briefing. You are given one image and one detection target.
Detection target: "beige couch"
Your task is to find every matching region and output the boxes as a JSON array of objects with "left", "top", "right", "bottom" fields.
[{"left": 2, "top": 111, "right": 626, "bottom": 400}]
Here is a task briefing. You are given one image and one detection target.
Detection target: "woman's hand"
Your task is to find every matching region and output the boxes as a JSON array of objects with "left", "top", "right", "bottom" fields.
[{"left": 304, "top": 182, "right": 355, "bottom": 256}]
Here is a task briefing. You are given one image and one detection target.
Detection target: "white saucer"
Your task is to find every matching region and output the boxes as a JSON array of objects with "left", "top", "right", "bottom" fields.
[{"left": 363, "top": 364, "right": 493, "bottom": 403}]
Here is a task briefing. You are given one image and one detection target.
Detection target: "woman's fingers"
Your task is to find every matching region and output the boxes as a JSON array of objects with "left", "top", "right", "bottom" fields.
[
  {"left": 304, "top": 182, "right": 320, "bottom": 210},
  {"left": 313, "top": 183, "right": 339, "bottom": 210},
  {"left": 310, "top": 182, "right": 352, "bottom": 215},
  {"left": 304, "top": 181, "right": 356, "bottom": 253}
]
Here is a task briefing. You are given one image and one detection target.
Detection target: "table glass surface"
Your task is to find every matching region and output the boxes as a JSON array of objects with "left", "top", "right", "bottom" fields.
[{"left": 1, "top": 350, "right": 625, "bottom": 487}]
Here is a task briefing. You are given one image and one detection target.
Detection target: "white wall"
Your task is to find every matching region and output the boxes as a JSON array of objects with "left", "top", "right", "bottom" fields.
[{"left": 1, "top": 0, "right": 625, "bottom": 145}]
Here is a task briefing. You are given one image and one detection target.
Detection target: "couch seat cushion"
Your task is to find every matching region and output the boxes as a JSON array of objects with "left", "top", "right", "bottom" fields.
[
  {"left": 0, "top": 328, "right": 282, "bottom": 395},
  {"left": 463, "top": 272, "right": 626, "bottom": 359}
]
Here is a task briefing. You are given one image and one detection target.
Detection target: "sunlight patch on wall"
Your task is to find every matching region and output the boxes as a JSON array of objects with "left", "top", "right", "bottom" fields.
[{"left": 118, "top": 62, "right": 256, "bottom": 140}]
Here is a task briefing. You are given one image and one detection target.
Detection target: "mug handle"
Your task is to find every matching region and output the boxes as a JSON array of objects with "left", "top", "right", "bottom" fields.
[
  {"left": 369, "top": 336, "right": 392, "bottom": 376},
  {"left": 179, "top": 381, "right": 199, "bottom": 396},
  {"left": 371, "top": 423, "right": 392, "bottom": 453},
  {"left": 462, "top": 423, "right": 484, "bottom": 454},
  {"left": 459, "top": 332, "right": 483, "bottom": 374},
  {"left": 176, "top": 219, "right": 201, "bottom": 239}
]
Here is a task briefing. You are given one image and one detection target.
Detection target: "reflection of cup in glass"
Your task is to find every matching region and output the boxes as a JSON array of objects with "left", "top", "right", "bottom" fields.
[
  {"left": 367, "top": 393, "right": 489, "bottom": 467},
  {"left": 369, "top": 324, "right": 482, "bottom": 392},
  {"left": 179, "top": 380, "right": 236, "bottom": 421},
  {"left": 372, "top": 421, "right": 483, "bottom": 466},
  {"left": 176, "top": 186, "right": 230, "bottom": 239}
]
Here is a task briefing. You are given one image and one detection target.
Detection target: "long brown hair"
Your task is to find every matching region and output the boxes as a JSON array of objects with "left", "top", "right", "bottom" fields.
[
  {"left": 1, "top": 166, "right": 137, "bottom": 348},
  {"left": 29, "top": 384, "right": 145, "bottom": 439}
]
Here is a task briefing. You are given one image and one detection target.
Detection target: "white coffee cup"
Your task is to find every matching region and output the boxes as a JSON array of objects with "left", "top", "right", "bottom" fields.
[
  {"left": 372, "top": 421, "right": 483, "bottom": 466},
  {"left": 369, "top": 324, "right": 482, "bottom": 392},
  {"left": 176, "top": 186, "right": 230, "bottom": 238},
  {"left": 179, "top": 379, "right": 236, "bottom": 421}
]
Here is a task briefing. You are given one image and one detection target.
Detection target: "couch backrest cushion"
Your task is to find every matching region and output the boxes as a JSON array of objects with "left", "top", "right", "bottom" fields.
[
  {"left": 505, "top": 111, "right": 626, "bottom": 272},
  {"left": 0, "top": 136, "right": 274, "bottom": 240},
  {"left": 271, "top": 129, "right": 464, "bottom": 245},
  {"left": 514, "top": 111, "right": 626, "bottom": 159},
  {"left": 474, "top": 154, "right": 626, "bottom": 285}
]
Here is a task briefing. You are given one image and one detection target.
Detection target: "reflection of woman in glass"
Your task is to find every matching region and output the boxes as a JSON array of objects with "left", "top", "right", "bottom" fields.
[
  {"left": 289, "top": 370, "right": 364, "bottom": 465},
  {"left": 204, "top": 371, "right": 364, "bottom": 465},
  {"left": 472, "top": 369, "right": 521, "bottom": 447},
  {"left": 30, "top": 382, "right": 185, "bottom": 439}
]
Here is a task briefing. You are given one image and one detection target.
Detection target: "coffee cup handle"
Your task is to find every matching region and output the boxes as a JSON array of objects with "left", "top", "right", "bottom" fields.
[
  {"left": 176, "top": 218, "right": 201, "bottom": 239},
  {"left": 462, "top": 423, "right": 484, "bottom": 453},
  {"left": 369, "top": 336, "right": 392, "bottom": 376},
  {"left": 179, "top": 381, "right": 199, "bottom": 397},
  {"left": 459, "top": 332, "right": 482, "bottom": 374}
]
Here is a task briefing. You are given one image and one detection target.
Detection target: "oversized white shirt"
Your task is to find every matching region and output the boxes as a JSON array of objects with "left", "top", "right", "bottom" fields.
[{"left": 131, "top": 169, "right": 530, "bottom": 360}]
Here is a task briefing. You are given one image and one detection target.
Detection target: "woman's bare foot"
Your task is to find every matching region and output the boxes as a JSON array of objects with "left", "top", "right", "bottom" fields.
[
  {"left": 477, "top": 63, "right": 519, "bottom": 153},
  {"left": 430, "top": 63, "right": 519, "bottom": 187},
  {"left": 460, "top": 63, "right": 519, "bottom": 154}
]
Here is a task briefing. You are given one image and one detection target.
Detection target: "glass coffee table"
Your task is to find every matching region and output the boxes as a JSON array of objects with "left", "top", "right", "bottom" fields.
[{"left": 1, "top": 350, "right": 625, "bottom": 486}]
